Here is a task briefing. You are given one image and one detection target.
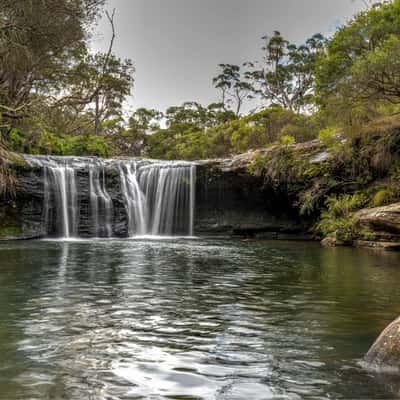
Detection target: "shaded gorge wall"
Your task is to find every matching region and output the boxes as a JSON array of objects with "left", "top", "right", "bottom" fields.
[{"left": 0, "top": 155, "right": 309, "bottom": 240}]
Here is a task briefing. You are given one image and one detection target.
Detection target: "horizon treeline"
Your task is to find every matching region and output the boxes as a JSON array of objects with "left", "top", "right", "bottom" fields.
[{"left": 1, "top": 0, "right": 400, "bottom": 159}]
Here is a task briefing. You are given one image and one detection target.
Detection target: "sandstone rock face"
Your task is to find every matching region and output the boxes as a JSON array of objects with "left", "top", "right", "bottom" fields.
[
  {"left": 355, "top": 203, "right": 400, "bottom": 249},
  {"left": 0, "top": 163, "right": 128, "bottom": 239},
  {"left": 0, "top": 156, "right": 309, "bottom": 239},
  {"left": 365, "top": 316, "right": 400, "bottom": 371},
  {"left": 192, "top": 142, "right": 326, "bottom": 237},
  {"left": 194, "top": 163, "right": 306, "bottom": 237}
]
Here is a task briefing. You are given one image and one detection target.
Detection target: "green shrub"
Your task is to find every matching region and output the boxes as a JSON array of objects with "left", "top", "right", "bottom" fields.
[
  {"left": 318, "top": 127, "right": 336, "bottom": 146},
  {"left": 315, "top": 193, "right": 369, "bottom": 241},
  {"left": 280, "top": 135, "right": 296, "bottom": 146},
  {"left": 371, "top": 187, "right": 399, "bottom": 207},
  {"left": 248, "top": 154, "right": 270, "bottom": 176}
]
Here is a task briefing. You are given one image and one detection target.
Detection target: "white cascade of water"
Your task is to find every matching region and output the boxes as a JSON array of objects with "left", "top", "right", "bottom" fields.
[
  {"left": 119, "top": 161, "right": 196, "bottom": 236},
  {"left": 118, "top": 162, "right": 148, "bottom": 236},
  {"left": 189, "top": 165, "right": 196, "bottom": 237},
  {"left": 45, "top": 163, "right": 78, "bottom": 238},
  {"left": 24, "top": 155, "right": 196, "bottom": 238},
  {"left": 89, "top": 162, "right": 113, "bottom": 237}
]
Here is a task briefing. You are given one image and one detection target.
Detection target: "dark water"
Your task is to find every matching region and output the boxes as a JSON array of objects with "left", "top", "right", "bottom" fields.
[{"left": 0, "top": 239, "right": 399, "bottom": 400}]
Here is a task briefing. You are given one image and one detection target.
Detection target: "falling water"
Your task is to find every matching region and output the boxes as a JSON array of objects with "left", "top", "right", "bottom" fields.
[
  {"left": 24, "top": 155, "right": 196, "bottom": 238},
  {"left": 189, "top": 165, "right": 196, "bottom": 237},
  {"left": 89, "top": 162, "right": 113, "bottom": 237},
  {"left": 118, "top": 162, "right": 148, "bottom": 236},
  {"left": 119, "top": 161, "right": 196, "bottom": 236}
]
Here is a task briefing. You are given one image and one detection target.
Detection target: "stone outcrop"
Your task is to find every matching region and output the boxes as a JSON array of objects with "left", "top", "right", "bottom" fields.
[
  {"left": 2, "top": 143, "right": 400, "bottom": 244},
  {"left": 354, "top": 203, "right": 400, "bottom": 250},
  {"left": 0, "top": 162, "right": 128, "bottom": 239},
  {"left": 365, "top": 316, "right": 400, "bottom": 372},
  {"left": 193, "top": 140, "right": 328, "bottom": 237},
  {"left": 0, "top": 155, "right": 311, "bottom": 240},
  {"left": 194, "top": 161, "right": 307, "bottom": 237}
]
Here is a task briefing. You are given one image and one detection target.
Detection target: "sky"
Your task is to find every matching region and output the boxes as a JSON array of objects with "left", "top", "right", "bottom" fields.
[{"left": 92, "top": 0, "right": 366, "bottom": 114}]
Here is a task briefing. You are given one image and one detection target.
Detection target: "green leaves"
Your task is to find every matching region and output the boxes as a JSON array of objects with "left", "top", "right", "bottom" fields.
[
  {"left": 246, "top": 31, "right": 325, "bottom": 113},
  {"left": 315, "top": 0, "right": 400, "bottom": 123},
  {"left": 212, "top": 64, "right": 254, "bottom": 116}
]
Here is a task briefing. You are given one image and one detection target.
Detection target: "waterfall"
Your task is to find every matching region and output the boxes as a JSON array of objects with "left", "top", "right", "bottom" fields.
[
  {"left": 118, "top": 161, "right": 196, "bottom": 236},
  {"left": 89, "top": 162, "right": 113, "bottom": 237},
  {"left": 118, "top": 162, "right": 148, "bottom": 236},
  {"left": 24, "top": 155, "right": 196, "bottom": 238},
  {"left": 189, "top": 165, "right": 196, "bottom": 237}
]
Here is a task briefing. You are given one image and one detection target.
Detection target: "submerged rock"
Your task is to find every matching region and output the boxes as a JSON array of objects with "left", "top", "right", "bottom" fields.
[
  {"left": 365, "top": 316, "right": 400, "bottom": 372},
  {"left": 321, "top": 233, "right": 349, "bottom": 247}
]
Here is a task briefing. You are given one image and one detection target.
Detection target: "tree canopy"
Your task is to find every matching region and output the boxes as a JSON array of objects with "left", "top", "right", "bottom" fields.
[{"left": 2, "top": 0, "right": 400, "bottom": 161}]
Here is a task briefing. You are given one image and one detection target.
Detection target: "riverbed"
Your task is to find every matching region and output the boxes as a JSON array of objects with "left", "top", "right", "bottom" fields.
[{"left": 0, "top": 239, "right": 399, "bottom": 399}]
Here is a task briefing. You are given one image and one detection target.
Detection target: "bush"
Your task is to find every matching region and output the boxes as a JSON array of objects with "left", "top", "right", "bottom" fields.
[
  {"left": 7, "top": 128, "right": 111, "bottom": 157},
  {"left": 371, "top": 187, "right": 399, "bottom": 207},
  {"left": 316, "top": 193, "right": 369, "bottom": 241},
  {"left": 280, "top": 135, "right": 296, "bottom": 146},
  {"left": 318, "top": 127, "right": 338, "bottom": 148}
]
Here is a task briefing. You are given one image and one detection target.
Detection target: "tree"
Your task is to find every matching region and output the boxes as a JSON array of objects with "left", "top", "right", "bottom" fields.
[
  {"left": 45, "top": 9, "right": 134, "bottom": 136},
  {"left": 164, "top": 101, "right": 234, "bottom": 133},
  {"left": 212, "top": 64, "right": 253, "bottom": 116},
  {"left": 55, "top": 50, "right": 134, "bottom": 135},
  {"left": 316, "top": 0, "right": 400, "bottom": 115},
  {"left": 0, "top": 0, "right": 105, "bottom": 128},
  {"left": 116, "top": 108, "right": 163, "bottom": 156},
  {"left": 247, "top": 31, "right": 325, "bottom": 113},
  {"left": 350, "top": 35, "right": 400, "bottom": 104}
]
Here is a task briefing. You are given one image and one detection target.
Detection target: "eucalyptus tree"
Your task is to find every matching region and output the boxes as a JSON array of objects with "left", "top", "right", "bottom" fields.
[
  {"left": 316, "top": 0, "right": 400, "bottom": 117},
  {"left": 213, "top": 64, "right": 253, "bottom": 116},
  {"left": 246, "top": 31, "right": 325, "bottom": 113}
]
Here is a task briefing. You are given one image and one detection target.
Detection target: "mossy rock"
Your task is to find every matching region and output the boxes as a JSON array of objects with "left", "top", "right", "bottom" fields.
[{"left": 0, "top": 225, "right": 23, "bottom": 239}]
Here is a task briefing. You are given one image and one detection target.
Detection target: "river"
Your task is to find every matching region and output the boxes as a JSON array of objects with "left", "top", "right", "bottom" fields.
[{"left": 0, "top": 238, "right": 399, "bottom": 399}]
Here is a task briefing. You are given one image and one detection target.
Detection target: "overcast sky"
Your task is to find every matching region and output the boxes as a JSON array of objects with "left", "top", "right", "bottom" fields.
[{"left": 92, "top": 0, "right": 365, "bottom": 114}]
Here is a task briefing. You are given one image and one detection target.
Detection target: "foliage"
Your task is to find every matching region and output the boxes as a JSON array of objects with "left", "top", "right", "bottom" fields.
[
  {"left": 246, "top": 31, "right": 325, "bottom": 113},
  {"left": 318, "top": 127, "right": 339, "bottom": 148},
  {"left": 56, "top": 50, "right": 134, "bottom": 135},
  {"left": 8, "top": 128, "right": 110, "bottom": 157},
  {"left": 144, "top": 105, "right": 318, "bottom": 160},
  {"left": 315, "top": 0, "right": 400, "bottom": 129},
  {"left": 212, "top": 64, "right": 253, "bottom": 115},
  {"left": 316, "top": 194, "right": 369, "bottom": 241},
  {"left": 371, "top": 186, "right": 400, "bottom": 207},
  {"left": 280, "top": 135, "right": 295, "bottom": 146},
  {"left": 0, "top": 0, "right": 105, "bottom": 126},
  {"left": 0, "top": 0, "right": 134, "bottom": 158}
]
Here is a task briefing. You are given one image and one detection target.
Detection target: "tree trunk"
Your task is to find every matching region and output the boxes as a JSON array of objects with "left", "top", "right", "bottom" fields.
[{"left": 94, "top": 94, "right": 101, "bottom": 135}]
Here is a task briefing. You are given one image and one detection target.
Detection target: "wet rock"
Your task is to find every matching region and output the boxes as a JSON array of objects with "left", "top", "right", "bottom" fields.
[
  {"left": 354, "top": 240, "right": 400, "bottom": 251},
  {"left": 321, "top": 233, "right": 348, "bottom": 247},
  {"left": 194, "top": 163, "right": 307, "bottom": 236},
  {"left": 365, "top": 316, "right": 400, "bottom": 372},
  {"left": 1, "top": 152, "right": 313, "bottom": 239}
]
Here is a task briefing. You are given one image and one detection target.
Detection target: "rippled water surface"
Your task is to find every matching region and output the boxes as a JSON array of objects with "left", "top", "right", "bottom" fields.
[{"left": 0, "top": 239, "right": 400, "bottom": 399}]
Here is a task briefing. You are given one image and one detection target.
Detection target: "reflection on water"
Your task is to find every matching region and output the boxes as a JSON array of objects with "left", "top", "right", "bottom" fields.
[{"left": 0, "top": 239, "right": 399, "bottom": 399}]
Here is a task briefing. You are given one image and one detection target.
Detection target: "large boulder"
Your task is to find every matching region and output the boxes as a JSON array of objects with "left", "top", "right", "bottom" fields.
[
  {"left": 354, "top": 203, "right": 400, "bottom": 249},
  {"left": 365, "top": 316, "right": 400, "bottom": 372}
]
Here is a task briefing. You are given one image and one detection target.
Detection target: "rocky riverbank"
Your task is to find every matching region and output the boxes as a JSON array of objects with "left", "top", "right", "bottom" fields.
[{"left": 1, "top": 134, "right": 400, "bottom": 249}]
